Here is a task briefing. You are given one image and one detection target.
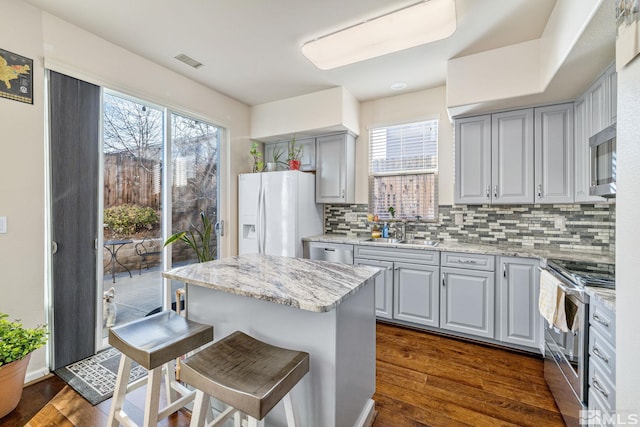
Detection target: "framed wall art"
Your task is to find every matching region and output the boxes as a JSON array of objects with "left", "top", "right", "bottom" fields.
[{"left": 0, "top": 48, "right": 33, "bottom": 104}]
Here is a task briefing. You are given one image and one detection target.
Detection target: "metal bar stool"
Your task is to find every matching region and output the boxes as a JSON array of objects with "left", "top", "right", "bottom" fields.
[
  {"left": 107, "top": 310, "right": 214, "bottom": 427},
  {"left": 180, "top": 331, "right": 310, "bottom": 427}
]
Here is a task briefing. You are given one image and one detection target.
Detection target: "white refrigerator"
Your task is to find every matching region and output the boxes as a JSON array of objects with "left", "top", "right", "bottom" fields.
[{"left": 238, "top": 170, "right": 323, "bottom": 257}]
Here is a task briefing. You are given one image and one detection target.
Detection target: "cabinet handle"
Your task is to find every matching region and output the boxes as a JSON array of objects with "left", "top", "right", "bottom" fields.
[
  {"left": 494, "top": 185, "right": 498, "bottom": 198},
  {"left": 341, "top": 189, "right": 345, "bottom": 199},
  {"left": 593, "top": 314, "right": 610, "bottom": 328},
  {"left": 503, "top": 264, "right": 507, "bottom": 278},
  {"left": 537, "top": 184, "right": 542, "bottom": 198},
  {"left": 442, "top": 272, "right": 445, "bottom": 287},
  {"left": 458, "top": 259, "right": 478, "bottom": 264},
  {"left": 592, "top": 347, "right": 609, "bottom": 364},
  {"left": 486, "top": 186, "right": 491, "bottom": 199},
  {"left": 592, "top": 378, "right": 609, "bottom": 398},
  {"left": 387, "top": 266, "right": 393, "bottom": 271}
]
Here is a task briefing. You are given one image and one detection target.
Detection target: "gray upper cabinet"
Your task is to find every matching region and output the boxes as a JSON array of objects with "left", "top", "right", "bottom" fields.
[
  {"left": 454, "top": 115, "right": 492, "bottom": 204},
  {"left": 492, "top": 109, "right": 534, "bottom": 204},
  {"left": 534, "top": 103, "right": 574, "bottom": 204},
  {"left": 588, "top": 73, "right": 607, "bottom": 136},
  {"left": 574, "top": 63, "right": 615, "bottom": 203},
  {"left": 497, "top": 257, "right": 540, "bottom": 349},
  {"left": 316, "top": 132, "right": 355, "bottom": 203},
  {"left": 605, "top": 64, "right": 617, "bottom": 126},
  {"left": 454, "top": 109, "right": 534, "bottom": 205}
]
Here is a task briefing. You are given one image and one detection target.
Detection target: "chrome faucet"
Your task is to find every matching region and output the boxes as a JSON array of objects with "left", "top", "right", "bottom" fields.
[{"left": 393, "top": 221, "right": 406, "bottom": 241}]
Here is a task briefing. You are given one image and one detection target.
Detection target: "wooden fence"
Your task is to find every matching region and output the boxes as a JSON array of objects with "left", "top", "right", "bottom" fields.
[{"left": 104, "top": 153, "right": 161, "bottom": 209}]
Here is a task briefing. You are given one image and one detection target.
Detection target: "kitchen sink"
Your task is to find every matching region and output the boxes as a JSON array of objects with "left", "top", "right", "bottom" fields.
[
  {"left": 365, "top": 238, "right": 403, "bottom": 244},
  {"left": 402, "top": 239, "right": 440, "bottom": 247},
  {"left": 364, "top": 238, "right": 440, "bottom": 247}
]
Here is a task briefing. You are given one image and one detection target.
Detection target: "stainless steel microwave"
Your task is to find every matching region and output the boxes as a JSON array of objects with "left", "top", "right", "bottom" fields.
[{"left": 590, "top": 123, "right": 616, "bottom": 198}]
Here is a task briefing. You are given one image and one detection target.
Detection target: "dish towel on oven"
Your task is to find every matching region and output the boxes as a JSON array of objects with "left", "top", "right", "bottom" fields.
[{"left": 539, "top": 270, "right": 571, "bottom": 332}]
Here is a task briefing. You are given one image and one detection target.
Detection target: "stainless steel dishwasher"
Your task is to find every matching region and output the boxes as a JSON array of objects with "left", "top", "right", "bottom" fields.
[{"left": 304, "top": 241, "right": 354, "bottom": 264}]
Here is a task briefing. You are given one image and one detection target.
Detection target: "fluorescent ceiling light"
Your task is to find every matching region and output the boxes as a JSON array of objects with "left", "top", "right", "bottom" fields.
[{"left": 301, "top": 0, "right": 456, "bottom": 70}]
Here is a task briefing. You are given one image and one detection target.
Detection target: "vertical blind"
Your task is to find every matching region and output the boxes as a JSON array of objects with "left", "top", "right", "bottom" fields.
[{"left": 369, "top": 119, "right": 438, "bottom": 220}]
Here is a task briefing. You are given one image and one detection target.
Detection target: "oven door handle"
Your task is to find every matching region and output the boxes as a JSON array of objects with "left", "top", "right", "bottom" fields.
[{"left": 538, "top": 267, "right": 581, "bottom": 296}]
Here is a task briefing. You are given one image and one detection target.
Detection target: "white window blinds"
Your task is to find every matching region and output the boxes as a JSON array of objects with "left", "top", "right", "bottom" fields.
[{"left": 369, "top": 120, "right": 438, "bottom": 220}]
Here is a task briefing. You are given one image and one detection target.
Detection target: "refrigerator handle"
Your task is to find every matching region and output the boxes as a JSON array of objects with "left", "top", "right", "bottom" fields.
[
  {"left": 262, "top": 183, "right": 267, "bottom": 254},
  {"left": 256, "top": 182, "right": 263, "bottom": 254}
]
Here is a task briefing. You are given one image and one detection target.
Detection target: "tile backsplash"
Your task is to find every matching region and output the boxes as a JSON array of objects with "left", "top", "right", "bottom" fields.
[{"left": 325, "top": 203, "right": 615, "bottom": 253}]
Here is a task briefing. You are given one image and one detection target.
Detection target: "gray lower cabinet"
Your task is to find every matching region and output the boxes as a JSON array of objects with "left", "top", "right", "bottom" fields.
[
  {"left": 497, "top": 257, "right": 540, "bottom": 349},
  {"left": 393, "top": 262, "right": 440, "bottom": 327},
  {"left": 440, "top": 267, "right": 495, "bottom": 338},
  {"left": 588, "top": 297, "right": 616, "bottom": 420},
  {"left": 354, "top": 245, "right": 439, "bottom": 325},
  {"left": 354, "top": 258, "right": 393, "bottom": 319}
]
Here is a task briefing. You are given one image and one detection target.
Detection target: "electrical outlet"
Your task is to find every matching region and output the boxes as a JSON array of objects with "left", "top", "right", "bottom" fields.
[
  {"left": 345, "top": 212, "right": 358, "bottom": 222},
  {"left": 0, "top": 216, "right": 6, "bottom": 233},
  {"left": 454, "top": 213, "right": 463, "bottom": 225},
  {"left": 554, "top": 216, "right": 566, "bottom": 229}
]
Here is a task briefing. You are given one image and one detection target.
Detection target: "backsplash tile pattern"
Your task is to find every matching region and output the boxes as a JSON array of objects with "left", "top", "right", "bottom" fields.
[{"left": 325, "top": 204, "right": 615, "bottom": 253}]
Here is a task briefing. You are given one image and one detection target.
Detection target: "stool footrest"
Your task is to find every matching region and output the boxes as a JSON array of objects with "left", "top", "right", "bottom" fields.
[{"left": 157, "top": 390, "right": 196, "bottom": 420}]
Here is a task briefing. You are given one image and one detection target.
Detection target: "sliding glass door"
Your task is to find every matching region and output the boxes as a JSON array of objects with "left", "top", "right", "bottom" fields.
[
  {"left": 99, "top": 91, "right": 222, "bottom": 338},
  {"left": 101, "top": 92, "right": 165, "bottom": 333},
  {"left": 169, "top": 113, "right": 220, "bottom": 265}
]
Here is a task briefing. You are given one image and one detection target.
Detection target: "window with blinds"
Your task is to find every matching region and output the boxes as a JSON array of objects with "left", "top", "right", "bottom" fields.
[{"left": 369, "top": 119, "right": 438, "bottom": 220}]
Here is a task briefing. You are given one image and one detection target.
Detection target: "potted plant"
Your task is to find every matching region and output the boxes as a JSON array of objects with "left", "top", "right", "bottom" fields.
[
  {"left": 0, "top": 313, "right": 48, "bottom": 418},
  {"left": 287, "top": 136, "right": 303, "bottom": 170},
  {"left": 249, "top": 141, "right": 264, "bottom": 173},
  {"left": 164, "top": 211, "right": 216, "bottom": 262},
  {"left": 266, "top": 145, "right": 286, "bottom": 172}
]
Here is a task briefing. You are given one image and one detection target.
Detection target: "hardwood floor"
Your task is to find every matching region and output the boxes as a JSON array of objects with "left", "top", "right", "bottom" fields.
[{"left": 4, "top": 323, "right": 564, "bottom": 427}]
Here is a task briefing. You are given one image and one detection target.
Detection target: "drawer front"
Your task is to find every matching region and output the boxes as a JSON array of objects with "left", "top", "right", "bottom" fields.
[
  {"left": 590, "top": 299, "right": 615, "bottom": 346},
  {"left": 589, "top": 327, "right": 616, "bottom": 380},
  {"left": 588, "top": 388, "right": 615, "bottom": 427},
  {"left": 589, "top": 358, "right": 616, "bottom": 412},
  {"left": 441, "top": 252, "right": 495, "bottom": 271},
  {"left": 354, "top": 245, "right": 439, "bottom": 265}
]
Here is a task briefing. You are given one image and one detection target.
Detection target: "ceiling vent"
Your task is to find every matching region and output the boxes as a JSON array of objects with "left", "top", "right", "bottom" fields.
[{"left": 174, "top": 53, "right": 204, "bottom": 69}]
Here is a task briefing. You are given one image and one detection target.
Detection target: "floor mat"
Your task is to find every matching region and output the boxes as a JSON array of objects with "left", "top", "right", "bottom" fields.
[{"left": 53, "top": 347, "right": 147, "bottom": 405}]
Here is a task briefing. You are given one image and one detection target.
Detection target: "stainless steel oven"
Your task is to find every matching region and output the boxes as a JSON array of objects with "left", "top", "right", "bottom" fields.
[{"left": 542, "top": 259, "right": 615, "bottom": 427}]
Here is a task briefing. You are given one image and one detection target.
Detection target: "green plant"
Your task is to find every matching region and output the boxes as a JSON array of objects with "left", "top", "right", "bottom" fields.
[
  {"left": 270, "top": 145, "right": 287, "bottom": 167},
  {"left": 0, "top": 313, "right": 48, "bottom": 367},
  {"left": 287, "top": 135, "right": 303, "bottom": 162},
  {"left": 104, "top": 204, "right": 160, "bottom": 236},
  {"left": 388, "top": 206, "right": 396, "bottom": 218},
  {"left": 250, "top": 141, "right": 264, "bottom": 173},
  {"left": 164, "top": 211, "right": 216, "bottom": 262}
]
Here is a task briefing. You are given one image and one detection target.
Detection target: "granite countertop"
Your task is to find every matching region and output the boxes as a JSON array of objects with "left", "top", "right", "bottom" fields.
[
  {"left": 304, "top": 234, "right": 616, "bottom": 309},
  {"left": 303, "top": 234, "right": 615, "bottom": 264},
  {"left": 162, "top": 253, "right": 381, "bottom": 313},
  {"left": 586, "top": 286, "right": 616, "bottom": 311}
]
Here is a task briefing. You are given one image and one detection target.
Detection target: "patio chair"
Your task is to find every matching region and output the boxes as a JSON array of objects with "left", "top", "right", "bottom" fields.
[{"left": 135, "top": 237, "right": 162, "bottom": 275}]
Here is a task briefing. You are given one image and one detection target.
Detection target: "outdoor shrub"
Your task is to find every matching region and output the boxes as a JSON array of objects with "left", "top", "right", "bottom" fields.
[{"left": 104, "top": 204, "right": 160, "bottom": 236}]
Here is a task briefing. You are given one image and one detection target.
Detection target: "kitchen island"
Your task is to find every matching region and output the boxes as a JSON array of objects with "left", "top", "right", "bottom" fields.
[{"left": 163, "top": 253, "right": 381, "bottom": 427}]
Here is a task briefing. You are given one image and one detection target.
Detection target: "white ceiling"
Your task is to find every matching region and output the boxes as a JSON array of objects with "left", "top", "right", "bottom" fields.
[{"left": 23, "top": 0, "right": 614, "bottom": 108}]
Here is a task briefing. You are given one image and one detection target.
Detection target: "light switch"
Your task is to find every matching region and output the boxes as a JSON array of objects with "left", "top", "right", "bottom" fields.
[
  {"left": 0, "top": 216, "right": 6, "bottom": 234},
  {"left": 345, "top": 213, "right": 358, "bottom": 222}
]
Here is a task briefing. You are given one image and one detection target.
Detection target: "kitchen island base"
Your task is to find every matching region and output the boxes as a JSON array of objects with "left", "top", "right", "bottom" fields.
[{"left": 186, "top": 280, "right": 376, "bottom": 427}]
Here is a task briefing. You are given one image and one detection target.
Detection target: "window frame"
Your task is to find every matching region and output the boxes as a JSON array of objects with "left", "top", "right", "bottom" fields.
[{"left": 368, "top": 118, "right": 439, "bottom": 221}]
